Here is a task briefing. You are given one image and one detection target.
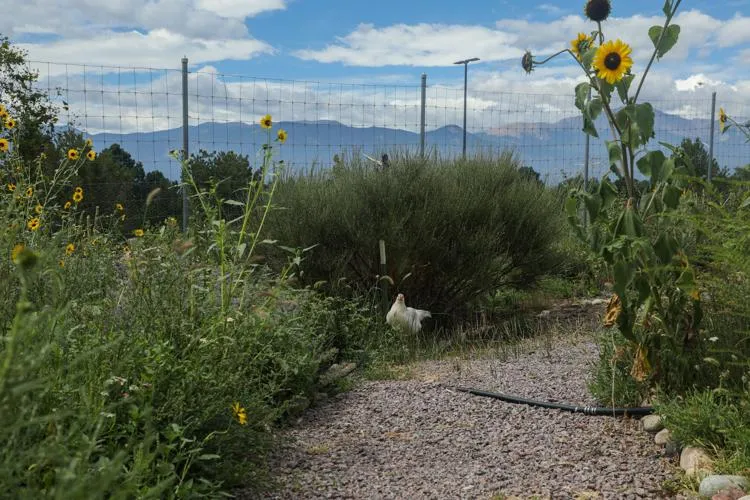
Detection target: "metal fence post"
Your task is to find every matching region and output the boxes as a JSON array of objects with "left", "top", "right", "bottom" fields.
[
  {"left": 583, "top": 88, "right": 591, "bottom": 227},
  {"left": 181, "top": 56, "right": 189, "bottom": 233},
  {"left": 420, "top": 73, "right": 427, "bottom": 158},
  {"left": 708, "top": 91, "right": 717, "bottom": 185}
]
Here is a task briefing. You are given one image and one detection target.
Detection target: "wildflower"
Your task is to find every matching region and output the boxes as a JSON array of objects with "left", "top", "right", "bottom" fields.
[
  {"left": 0, "top": 105, "right": 6, "bottom": 119},
  {"left": 231, "top": 402, "right": 248, "bottom": 425},
  {"left": 584, "top": 0, "right": 611, "bottom": 22},
  {"left": 521, "top": 51, "right": 534, "bottom": 74},
  {"left": 68, "top": 149, "right": 80, "bottom": 161},
  {"left": 25, "top": 186, "right": 33, "bottom": 197},
  {"left": 59, "top": 259, "right": 65, "bottom": 268},
  {"left": 86, "top": 150, "right": 96, "bottom": 161},
  {"left": 0, "top": 138, "right": 9, "bottom": 152},
  {"left": 260, "top": 114, "right": 273, "bottom": 129},
  {"left": 73, "top": 190, "right": 84, "bottom": 203},
  {"left": 166, "top": 216, "right": 177, "bottom": 227},
  {"left": 27, "top": 217, "right": 41, "bottom": 231},
  {"left": 7, "top": 183, "right": 15, "bottom": 192},
  {"left": 64, "top": 201, "right": 72, "bottom": 210},
  {"left": 276, "top": 128, "right": 288, "bottom": 144},
  {"left": 571, "top": 33, "right": 594, "bottom": 60},
  {"left": 65, "top": 243, "right": 75, "bottom": 256},
  {"left": 719, "top": 108, "right": 728, "bottom": 133},
  {"left": 133, "top": 229, "right": 144, "bottom": 237},
  {"left": 593, "top": 39, "right": 633, "bottom": 84},
  {"left": 603, "top": 293, "right": 621, "bottom": 327},
  {"left": 11, "top": 243, "right": 24, "bottom": 262},
  {"left": 5, "top": 117, "right": 15, "bottom": 130},
  {"left": 85, "top": 138, "right": 93, "bottom": 148},
  {"left": 116, "top": 203, "right": 124, "bottom": 212},
  {"left": 34, "top": 204, "right": 43, "bottom": 214},
  {"left": 689, "top": 288, "right": 700, "bottom": 301}
]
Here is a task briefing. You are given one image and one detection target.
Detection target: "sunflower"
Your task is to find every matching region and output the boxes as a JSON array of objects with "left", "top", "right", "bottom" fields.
[
  {"left": 521, "top": 51, "right": 534, "bottom": 74},
  {"left": 260, "top": 114, "right": 273, "bottom": 129},
  {"left": 0, "top": 138, "right": 9, "bottom": 152},
  {"left": 5, "top": 117, "right": 15, "bottom": 130},
  {"left": 74, "top": 186, "right": 83, "bottom": 194},
  {"left": 7, "top": 183, "right": 15, "bottom": 192},
  {"left": 133, "top": 228, "right": 144, "bottom": 237},
  {"left": 68, "top": 149, "right": 80, "bottom": 161},
  {"left": 276, "top": 128, "right": 288, "bottom": 144},
  {"left": 85, "top": 150, "right": 96, "bottom": 161},
  {"left": 719, "top": 108, "right": 728, "bottom": 133},
  {"left": 64, "top": 201, "right": 72, "bottom": 210},
  {"left": 584, "top": 0, "right": 611, "bottom": 22},
  {"left": 85, "top": 138, "right": 94, "bottom": 148},
  {"left": 25, "top": 186, "right": 33, "bottom": 197},
  {"left": 27, "top": 217, "right": 41, "bottom": 231},
  {"left": 116, "top": 203, "right": 124, "bottom": 212},
  {"left": 35, "top": 204, "right": 43, "bottom": 215},
  {"left": 231, "top": 402, "right": 248, "bottom": 425},
  {"left": 11, "top": 243, "right": 24, "bottom": 263},
  {"left": 571, "top": 33, "right": 594, "bottom": 60},
  {"left": 593, "top": 39, "right": 633, "bottom": 84},
  {"left": 0, "top": 105, "right": 6, "bottom": 118},
  {"left": 603, "top": 293, "right": 622, "bottom": 327},
  {"left": 65, "top": 243, "right": 75, "bottom": 256},
  {"left": 72, "top": 190, "right": 84, "bottom": 203}
]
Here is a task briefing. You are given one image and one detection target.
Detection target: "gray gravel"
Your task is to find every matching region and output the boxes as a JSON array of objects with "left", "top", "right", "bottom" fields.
[{"left": 251, "top": 334, "right": 679, "bottom": 499}]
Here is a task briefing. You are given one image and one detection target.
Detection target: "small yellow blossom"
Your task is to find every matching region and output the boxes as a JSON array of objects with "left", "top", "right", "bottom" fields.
[
  {"left": 0, "top": 138, "right": 9, "bottom": 152},
  {"left": 11, "top": 243, "right": 24, "bottom": 263},
  {"left": 27, "top": 218, "right": 41, "bottom": 231},
  {"left": 73, "top": 190, "right": 84, "bottom": 203},
  {"left": 25, "top": 186, "right": 33, "bottom": 197},
  {"left": 231, "top": 402, "right": 248, "bottom": 425},
  {"left": 5, "top": 117, "right": 15, "bottom": 130},
  {"left": 64, "top": 201, "right": 72, "bottom": 210},
  {"left": 260, "top": 114, "right": 272, "bottom": 129},
  {"left": 276, "top": 129, "right": 288, "bottom": 144},
  {"left": 35, "top": 204, "right": 43, "bottom": 214},
  {"left": 7, "top": 183, "right": 15, "bottom": 192},
  {"left": 65, "top": 243, "right": 75, "bottom": 256},
  {"left": 133, "top": 229, "right": 144, "bottom": 237},
  {"left": 86, "top": 150, "right": 96, "bottom": 161},
  {"left": 85, "top": 138, "right": 94, "bottom": 148},
  {"left": 68, "top": 149, "right": 80, "bottom": 161}
]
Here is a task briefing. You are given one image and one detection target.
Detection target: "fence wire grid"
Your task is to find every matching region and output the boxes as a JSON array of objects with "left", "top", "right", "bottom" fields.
[{"left": 27, "top": 60, "right": 750, "bottom": 189}]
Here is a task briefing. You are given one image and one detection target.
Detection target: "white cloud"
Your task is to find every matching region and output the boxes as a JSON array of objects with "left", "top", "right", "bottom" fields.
[
  {"left": 195, "top": 0, "right": 286, "bottom": 19},
  {"left": 294, "top": 23, "right": 523, "bottom": 67},
  {"left": 716, "top": 14, "right": 750, "bottom": 47},
  {"left": 20, "top": 31, "right": 273, "bottom": 75}
]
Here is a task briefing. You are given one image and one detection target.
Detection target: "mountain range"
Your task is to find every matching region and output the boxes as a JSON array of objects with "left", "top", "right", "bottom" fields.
[{"left": 86, "top": 109, "right": 744, "bottom": 184}]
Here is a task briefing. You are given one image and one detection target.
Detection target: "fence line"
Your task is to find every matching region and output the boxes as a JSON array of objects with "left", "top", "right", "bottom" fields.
[{"left": 22, "top": 59, "right": 750, "bottom": 188}]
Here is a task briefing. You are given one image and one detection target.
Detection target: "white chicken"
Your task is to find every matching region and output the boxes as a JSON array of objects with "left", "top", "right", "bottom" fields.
[{"left": 386, "top": 293, "right": 431, "bottom": 334}]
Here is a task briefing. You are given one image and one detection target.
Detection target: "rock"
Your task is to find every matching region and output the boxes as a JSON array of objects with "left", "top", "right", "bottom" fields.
[
  {"left": 654, "top": 428, "right": 671, "bottom": 445},
  {"left": 699, "top": 476, "right": 749, "bottom": 499},
  {"left": 641, "top": 414, "right": 664, "bottom": 433},
  {"left": 680, "top": 447, "right": 714, "bottom": 477},
  {"left": 711, "top": 488, "right": 748, "bottom": 500},
  {"left": 588, "top": 298, "right": 607, "bottom": 306},
  {"left": 737, "top": 496, "right": 750, "bottom": 500},
  {"left": 665, "top": 439, "right": 682, "bottom": 457}
]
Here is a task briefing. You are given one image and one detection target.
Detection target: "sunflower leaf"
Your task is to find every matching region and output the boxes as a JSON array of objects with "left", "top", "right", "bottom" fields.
[
  {"left": 581, "top": 46, "right": 598, "bottom": 72},
  {"left": 663, "top": 0, "right": 673, "bottom": 17},
  {"left": 586, "top": 97, "right": 603, "bottom": 121},
  {"left": 615, "top": 74, "right": 635, "bottom": 104},
  {"left": 574, "top": 82, "right": 590, "bottom": 111},
  {"left": 649, "top": 24, "right": 681, "bottom": 60}
]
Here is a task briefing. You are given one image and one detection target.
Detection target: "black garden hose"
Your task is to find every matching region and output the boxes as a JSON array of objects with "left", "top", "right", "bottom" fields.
[{"left": 452, "top": 386, "right": 654, "bottom": 417}]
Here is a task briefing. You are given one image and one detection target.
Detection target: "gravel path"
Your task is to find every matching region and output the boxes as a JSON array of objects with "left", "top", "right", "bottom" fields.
[{"left": 251, "top": 334, "right": 679, "bottom": 499}]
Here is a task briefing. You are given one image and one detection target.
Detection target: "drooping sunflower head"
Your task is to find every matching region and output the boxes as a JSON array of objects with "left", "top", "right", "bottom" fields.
[
  {"left": 86, "top": 150, "right": 96, "bottom": 161},
  {"left": 276, "top": 129, "right": 288, "bottom": 144},
  {"left": 27, "top": 217, "right": 41, "bottom": 232},
  {"left": 521, "top": 50, "right": 534, "bottom": 74},
  {"left": 571, "top": 33, "right": 595, "bottom": 60},
  {"left": 68, "top": 149, "right": 80, "bottom": 161},
  {"left": 0, "top": 138, "right": 9, "bottom": 152},
  {"left": 593, "top": 39, "right": 633, "bottom": 85},
  {"left": 584, "top": 0, "right": 611, "bottom": 22},
  {"left": 260, "top": 114, "right": 273, "bottom": 129},
  {"left": 719, "top": 107, "right": 728, "bottom": 133},
  {"left": 603, "top": 293, "right": 622, "bottom": 327}
]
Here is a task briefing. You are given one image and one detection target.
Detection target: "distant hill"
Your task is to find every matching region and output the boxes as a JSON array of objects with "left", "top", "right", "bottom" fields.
[{"left": 84, "top": 109, "right": 743, "bottom": 184}]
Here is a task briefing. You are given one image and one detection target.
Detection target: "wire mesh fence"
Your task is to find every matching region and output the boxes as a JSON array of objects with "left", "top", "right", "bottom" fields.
[{"left": 26, "top": 60, "right": 750, "bottom": 189}]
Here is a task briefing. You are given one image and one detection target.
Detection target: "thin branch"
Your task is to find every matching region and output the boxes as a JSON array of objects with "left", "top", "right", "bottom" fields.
[{"left": 633, "top": 0, "right": 682, "bottom": 103}]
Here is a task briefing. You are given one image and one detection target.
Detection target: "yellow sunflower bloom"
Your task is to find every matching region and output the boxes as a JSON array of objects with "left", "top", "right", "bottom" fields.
[
  {"left": 85, "top": 138, "right": 94, "bottom": 148},
  {"left": 72, "top": 191, "right": 84, "bottom": 203},
  {"left": 68, "top": 149, "right": 80, "bottom": 161},
  {"left": 86, "top": 150, "right": 96, "bottom": 161},
  {"left": 65, "top": 243, "right": 75, "bottom": 255},
  {"left": 64, "top": 201, "right": 72, "bottom": 210},
  {"left": 74, "top": 186, "right": 83, "bottom": 194},
  {"left": 133, "top": 228, "right": 144, "bottom": 237},
  {"left": 11, "top": 243, "right": 24, "bottom": 263},
  {"left": 27, "top": 218, "right": 41, "bottom": 231},
  {"left": 0, "top": 105, "right": 6, "bottom": 117},
  {"left": 231, "top": 402, "right": 248, "bottom": 425},
  {"left": 260, "top": 114, "right": 273, "bottom": 129},
  {"left": 593, "top": 39, "right": 633, "bottom": 85},
  {"left": 276, "top": 128, "right": 288, "bottom": 144},
  {"left": 0, "top": 138, "right": 9, "bottom": 152},
  {"left": 116, "top": 203, "right": 124, "bottom": 212},
  {"left": 719, "top": 108, "right": 728, "bottom": 133},
  {"left": 6, "top": 183, "right": 14, "bottom": 192},
  {"left": 35, "top": 204, "right": 43, "bottom": 214},
  {"left": 25, "top": 187, "right": 33, "bottom": 197},
  {"left": 5, "top": 117, "right": 15, "bottom": 130},
  {"left": 571, "top": 33, "right": 594, "bottom": 61}
]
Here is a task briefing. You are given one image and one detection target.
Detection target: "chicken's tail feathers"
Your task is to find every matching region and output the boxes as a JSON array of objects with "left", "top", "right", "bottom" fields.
[{"left": 416, "top": 309, "right": 431, "bottom": 320}]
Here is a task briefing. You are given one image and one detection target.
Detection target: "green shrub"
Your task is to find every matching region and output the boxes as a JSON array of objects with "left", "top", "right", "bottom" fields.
[{"left": 266, "top": 153, "right": 567, "bottom": 323}]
